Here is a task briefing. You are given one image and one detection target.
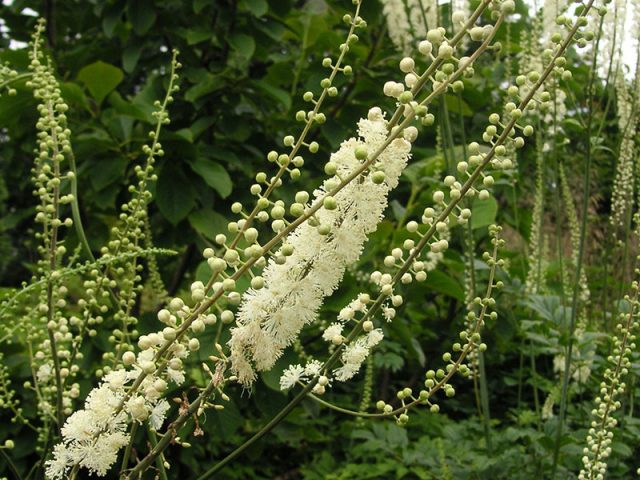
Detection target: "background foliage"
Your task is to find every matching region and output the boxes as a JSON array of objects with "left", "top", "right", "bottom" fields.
[{"left": 0, "top": 0, "right": 639, "bottom": 478}]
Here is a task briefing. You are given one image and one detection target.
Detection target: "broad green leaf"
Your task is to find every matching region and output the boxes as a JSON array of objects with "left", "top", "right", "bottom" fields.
[
  {"left": 90, "top": 157, "right": 128, "bottom": 191},
  {"left": 228, "top": 33, "right": 255, "bottom": 58},
  {"left": 60, "top": 82, "right": 89, "bottom": 112},
  {"left": 108, "top": 91, "right": 152, "bottom": 123},
  {"left": 471, "top": 196, "right": 498, "bottom": 229},
  {"left": 444, "top": 94, "right": 473, "bottom": 116},
  {"left": 184, "top": 73, "right": 225, "bottom": 103},
  {"left": 122, "top": 44, "right": 143, "bottom": 73},
  {"left": 193, "top": 0, "right": 210, "bottom": 13},
  {"left": 190, "top": 159, "right": 232, "bottom": 198},
  {"left": 251, "top": 79, "right": 291, "bottom": 110},
  {"left": 127, "top": 0, "right": 156, "bottom": 35},
  {"left": 188, "top": 208, "right": 228, "bottom": 240},
  {"left": 77, "top": 61, "right": 124, "bottom": 105},
  {"left": 424, "top": 270, "right": 465, "bottom": 301},
  {"left": 102, "top": 6, "right": 122, "bottom": 37},
  {"left": 241, "top": 0, "right": 268, "bottom": 16},
  {"left": 156, "top": 163, "right": 197, "bottom": 224},
  {"left": 186, "top": 29, "right": 212, "bottom": 45}
]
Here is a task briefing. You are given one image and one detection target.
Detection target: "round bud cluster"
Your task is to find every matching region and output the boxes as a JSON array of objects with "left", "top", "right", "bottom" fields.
[
  {"left": 0, "top": 62, "right": 19, "bottom": 97},
  {"left": 579, "top": 276, "right": 639, "bottom": 480}
]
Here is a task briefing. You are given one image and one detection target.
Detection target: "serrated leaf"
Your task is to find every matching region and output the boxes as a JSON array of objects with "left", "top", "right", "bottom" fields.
[
  {"left": 60, "top": 82, "right": 89, "bottom": 112},
  {"left": 190, "top": 159, "right": 232, "bottom": 198},
  {"left": 77, "top": 61, "right": 124, "bottom": 105}
]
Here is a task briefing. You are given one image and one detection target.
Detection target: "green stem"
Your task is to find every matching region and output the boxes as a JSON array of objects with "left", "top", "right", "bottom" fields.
[
  {"left": 0, "top": 448, "right": 22, "bottom": 480},
  {"left": 147, "top": 428, "right": 169, "bottom": 480},
  {"left": 478, "top": 350, "right": 492, "bottom": 453},
  {"left": 195, "top": 382, "right": 316, "bottom": 480},
  {"left": 120, "top": 422, "right": 138, "bottom": 473}
]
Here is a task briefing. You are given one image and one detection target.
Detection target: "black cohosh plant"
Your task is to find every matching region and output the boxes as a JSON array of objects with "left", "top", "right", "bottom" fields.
[{"left": 0, "top": 0, "right": 635, "bottom": 478}]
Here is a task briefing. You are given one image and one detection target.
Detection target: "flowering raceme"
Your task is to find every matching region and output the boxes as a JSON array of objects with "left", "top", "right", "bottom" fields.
[
  {"left": 229, "top": 107, "right": 413, "bottom": 386},
  {"left": 45, "top": 337, "right": 179, "bottom": 478}
]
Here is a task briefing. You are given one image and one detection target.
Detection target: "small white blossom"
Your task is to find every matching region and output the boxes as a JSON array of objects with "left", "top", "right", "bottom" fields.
[
  {"left": 322, "top": 323, "right": 343, "bottom": 342},
  {"left": 280, "top": 364, "right": 305, "bottom": 390}
]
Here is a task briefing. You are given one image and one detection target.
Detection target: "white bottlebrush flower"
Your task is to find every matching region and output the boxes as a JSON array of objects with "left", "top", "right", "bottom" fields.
[
  {"left": 230, "top": 108, "right": 412, "bottom": 385},
  {"left": 47, "top": 355, "right": 185, "bottom": 479},
  {"left": 46, "top": 384, "right": 130, "bottom": 479}
]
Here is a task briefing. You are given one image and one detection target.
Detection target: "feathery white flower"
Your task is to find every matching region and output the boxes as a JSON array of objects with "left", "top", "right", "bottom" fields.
[
  {"left": 280, "top": 364, "right": 305, "bottom": 390},
  {"left": 46, "top": 384, "right": 130, "bottom": 479},
  {"left": 333, "top": 329, "right": 384, "bottom": 382},
  {"left": 322, "top": 323, "right": 344, "bottom": 342},
  {"left": 230, "top": 108, "right": 412, "bottom": 385},
  {"left": 150, "top": 399, "right": 170, "bottom": 430}
]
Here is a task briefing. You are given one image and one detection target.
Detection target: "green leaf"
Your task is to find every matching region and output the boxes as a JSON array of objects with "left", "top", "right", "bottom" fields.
[
  {"left": 251, "top": 80, "right": 291, "bottom": 110},
  {"left": 228, "top": 33, "right": 255, "bottom": 58},
  {"left": 127, "top": 0, "right": 157, "bottom": 35},
  {"left": 190, "top": 159, "right": 232, "bottom": 198},
  {"left": 122, "top": 44, "right": 143, "bottom": 73},
  {"left": 471, "top": 196, "right": 498, "bottom": 229},
  {"left": 424, "top": 270, "right": 465, "bottom": 301},
  {"left": 444, "top": 94, "right": 473, "bottom": 116},
  {"left": 77, "top": 61, "right": 124, "bottom": 105},
  {"left": 193, "top": 0, "right": 211, "bottom": 13},
  {"left": 156, "top": 163, "right": 197, "bottom": 224},
  {"left": 102, "top": 5, "right": 122, "bottom": 37},
  {"left": 60, "top": 82, "right": 90, "bottom": 112},
  {"left": 186, "top": 29, "right": 212, "bottom": 45},
  {"left": 108, "top": 91, "right": 152, "bottom": 123},
  {"left": 188, "top": 208, "right": 228, "bottom": 240},
  {"left": 241, "top": 0, "right": 268, "bottom": 16},
  {"left": 184, "top": 73, "right": 225, "bottom": 103},
  {"left": 90, "top": 157, "right": 128, "bottom": 191}
]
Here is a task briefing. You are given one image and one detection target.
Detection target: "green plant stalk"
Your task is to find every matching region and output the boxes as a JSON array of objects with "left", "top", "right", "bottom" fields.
[
  {"left": 147, "top": 427, "right": 169, "bottom": 480},
  {"left": 67, "top": 150, "right": 94, "bottom": 262},
  {"left": 0, "top": 448, "right": 22, "bottom": 480},
  {"left": 477, "top": 350, "right": 492, "bottom": 452},
  {"left": 120, "top": 422, "right": 138, "bottom": 473}
]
